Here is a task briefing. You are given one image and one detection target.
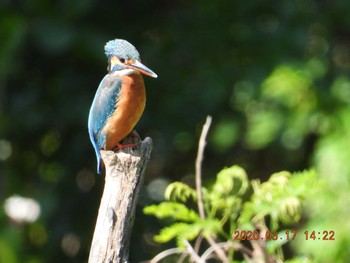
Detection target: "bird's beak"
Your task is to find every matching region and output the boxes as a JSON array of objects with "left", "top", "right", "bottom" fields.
[{"left": 129, "top": 60, "right": 158, "bottom": 78}]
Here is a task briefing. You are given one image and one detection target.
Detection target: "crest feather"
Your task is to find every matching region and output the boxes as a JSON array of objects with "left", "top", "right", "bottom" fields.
[{"left": 104, "top": 39, "right": 140, "bottom": 60}]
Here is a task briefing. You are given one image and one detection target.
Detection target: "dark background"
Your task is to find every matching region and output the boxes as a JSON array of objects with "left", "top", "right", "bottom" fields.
[{"left": 1, "top": 0, "right": 349, "bottom": 262}]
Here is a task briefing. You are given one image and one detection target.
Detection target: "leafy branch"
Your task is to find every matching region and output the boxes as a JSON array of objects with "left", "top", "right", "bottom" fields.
[{"left": 143, "top": 116, "right": 321, "bottom": 263}]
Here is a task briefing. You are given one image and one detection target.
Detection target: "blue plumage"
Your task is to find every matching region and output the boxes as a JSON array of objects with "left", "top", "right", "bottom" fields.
[
  {"left": 105, "top": 39, "right": 140, "bottom": 60},
  {"left": 88, "top": 75, "right": 122, "bottom": 173}
]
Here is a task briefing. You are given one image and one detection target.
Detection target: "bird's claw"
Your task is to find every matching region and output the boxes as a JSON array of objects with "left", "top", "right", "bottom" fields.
[{"left": 112, "top": 142, "right": 138, "bottom": 152}]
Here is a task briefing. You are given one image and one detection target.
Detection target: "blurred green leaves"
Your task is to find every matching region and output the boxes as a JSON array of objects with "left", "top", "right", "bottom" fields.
[
  {"left": 245, "top": 108, "right": 283, "bottom": 149},
  {"left": 243, "top": 63, "right": 319, "bottom": 149},
  {"left": 293, "top": 103, "right": 350, "bottom": 262},
  {"left": 0, "top": 14, "right": 25, "bottom": 75},
  {"left": 262, "top": 65, "right": 316, "bottom": 110},
  {"left": 211, "top": 119, "right": 239, "bottom": 152},
  {"left": 331, "top": 76, "right": 350, "bottom": 103}
]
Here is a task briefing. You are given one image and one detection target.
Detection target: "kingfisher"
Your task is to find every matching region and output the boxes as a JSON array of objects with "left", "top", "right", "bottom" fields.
[{"left": 88, "top": 39, "right": 157, "bottom": 174}]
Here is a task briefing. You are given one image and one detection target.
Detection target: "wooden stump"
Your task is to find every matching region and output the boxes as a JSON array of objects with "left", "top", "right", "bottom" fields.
[{"left": 88, "top": 136, "right": 153, "bottom": 263}]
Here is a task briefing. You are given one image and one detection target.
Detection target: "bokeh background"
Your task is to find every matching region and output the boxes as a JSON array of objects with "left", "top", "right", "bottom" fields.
[{"left": 1, "top": 0, "right": 350, "bottom": 262}]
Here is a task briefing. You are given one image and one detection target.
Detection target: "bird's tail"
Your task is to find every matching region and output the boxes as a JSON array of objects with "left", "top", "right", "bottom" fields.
[
  {"left": 97, "top": 156, "right": 104, "bottom": 174},
  {"left": 93, "top": 143, "right": 104, "bottom": 174}
]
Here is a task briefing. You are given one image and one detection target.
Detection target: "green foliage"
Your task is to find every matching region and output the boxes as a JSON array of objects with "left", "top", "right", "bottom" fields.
[
  {"left": 245, "top": 63, "right": 320, "bottom": 150},
  {"left": 164, "top": 182, "right": 197, "bottom": 203},
  {"left": 144, "top": 202, "right": 199, "bottom": 222},
  {"left": 212, "top": 165, "right": 248, "bottom": 197},
  {"left": 144, "top": 165, "right": 320, "bottom": 261},
  {"left": 207, "top": 166, "right": 248, "bottom": 232},
  {"left": 153, "top": 219, "right": 222, "bottom": 248},
  {"left": 239, "top": 170, "right": 319, "bottom": 230},
  {"left": 292, "top": 102, "right": 350, "bottom": 262},
  {"left": 211, "top": 120, "right": 239, "bottom": 152}
]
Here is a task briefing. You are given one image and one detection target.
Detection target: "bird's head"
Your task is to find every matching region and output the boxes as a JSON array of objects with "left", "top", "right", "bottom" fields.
[{"left": 104, "top": 39, "right": 157, "bottom": 78}]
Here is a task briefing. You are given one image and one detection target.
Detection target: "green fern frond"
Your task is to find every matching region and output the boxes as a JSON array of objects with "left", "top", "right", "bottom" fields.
[
  {"left": 212, "top": 165, "right": 249, "bottom": 197},
  {"left": 239, "top": 169, "right": 319, "bottom": 229},
  {"left": 164, "top": 182, "right": 197, "bottom": 202},
  {"left": 206, "top": 165, "right": 248, "bottom": 221},
  {"left": 154, "top": 222, "right": 191, "bottom": 244},
  {"left": 143, "top": 202, "right": 199, "bottom": 222},
  {"left": 144, "top": 158, "right": 319, "bottom": 261},
  {"left": 154, "top": 218, "right": 222, "bottom": 248},
  {"left": 289, "top": 169, "right": 320, "bottom": 197},
  {"left": 208, "top": 195, "right": 242, "bottom": 222},
  {"left": 197, "top": 218, "right": 222, "bottom": 238},
  {"left": 154, "top": 222, "right": 201, "bottom": 248}
]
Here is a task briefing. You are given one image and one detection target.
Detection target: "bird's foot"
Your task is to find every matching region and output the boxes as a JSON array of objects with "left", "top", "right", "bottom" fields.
[
  {"left": 111, "top": 131, "right": 141, "bottom": 152},
  {"left": 112, "top": 142, "right": 138, "bottom": 152}
]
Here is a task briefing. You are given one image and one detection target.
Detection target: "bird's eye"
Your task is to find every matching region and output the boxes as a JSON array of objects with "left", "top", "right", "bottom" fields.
[{"left": 119, "top": 58, "right": 126, "bottom": 63}]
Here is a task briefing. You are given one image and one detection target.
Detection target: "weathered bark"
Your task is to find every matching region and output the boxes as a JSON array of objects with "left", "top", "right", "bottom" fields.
[{"left": 88, "top": 136, "right": 153, "bottom": 263}]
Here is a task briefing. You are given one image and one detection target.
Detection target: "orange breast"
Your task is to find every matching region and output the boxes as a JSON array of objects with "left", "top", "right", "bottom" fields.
[{"left": 102, "top": 72, "right": 146, "bottom": 150}]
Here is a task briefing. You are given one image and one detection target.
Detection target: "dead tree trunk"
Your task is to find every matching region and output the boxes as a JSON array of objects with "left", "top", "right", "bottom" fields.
[{"left": 88, "top": 136, "right": 153, "bottom": 263}]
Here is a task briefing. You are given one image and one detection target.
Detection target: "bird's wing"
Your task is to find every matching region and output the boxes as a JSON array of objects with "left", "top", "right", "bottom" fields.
[{"left": 88, "top": 74, "right": 122, "bottom": 173}]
